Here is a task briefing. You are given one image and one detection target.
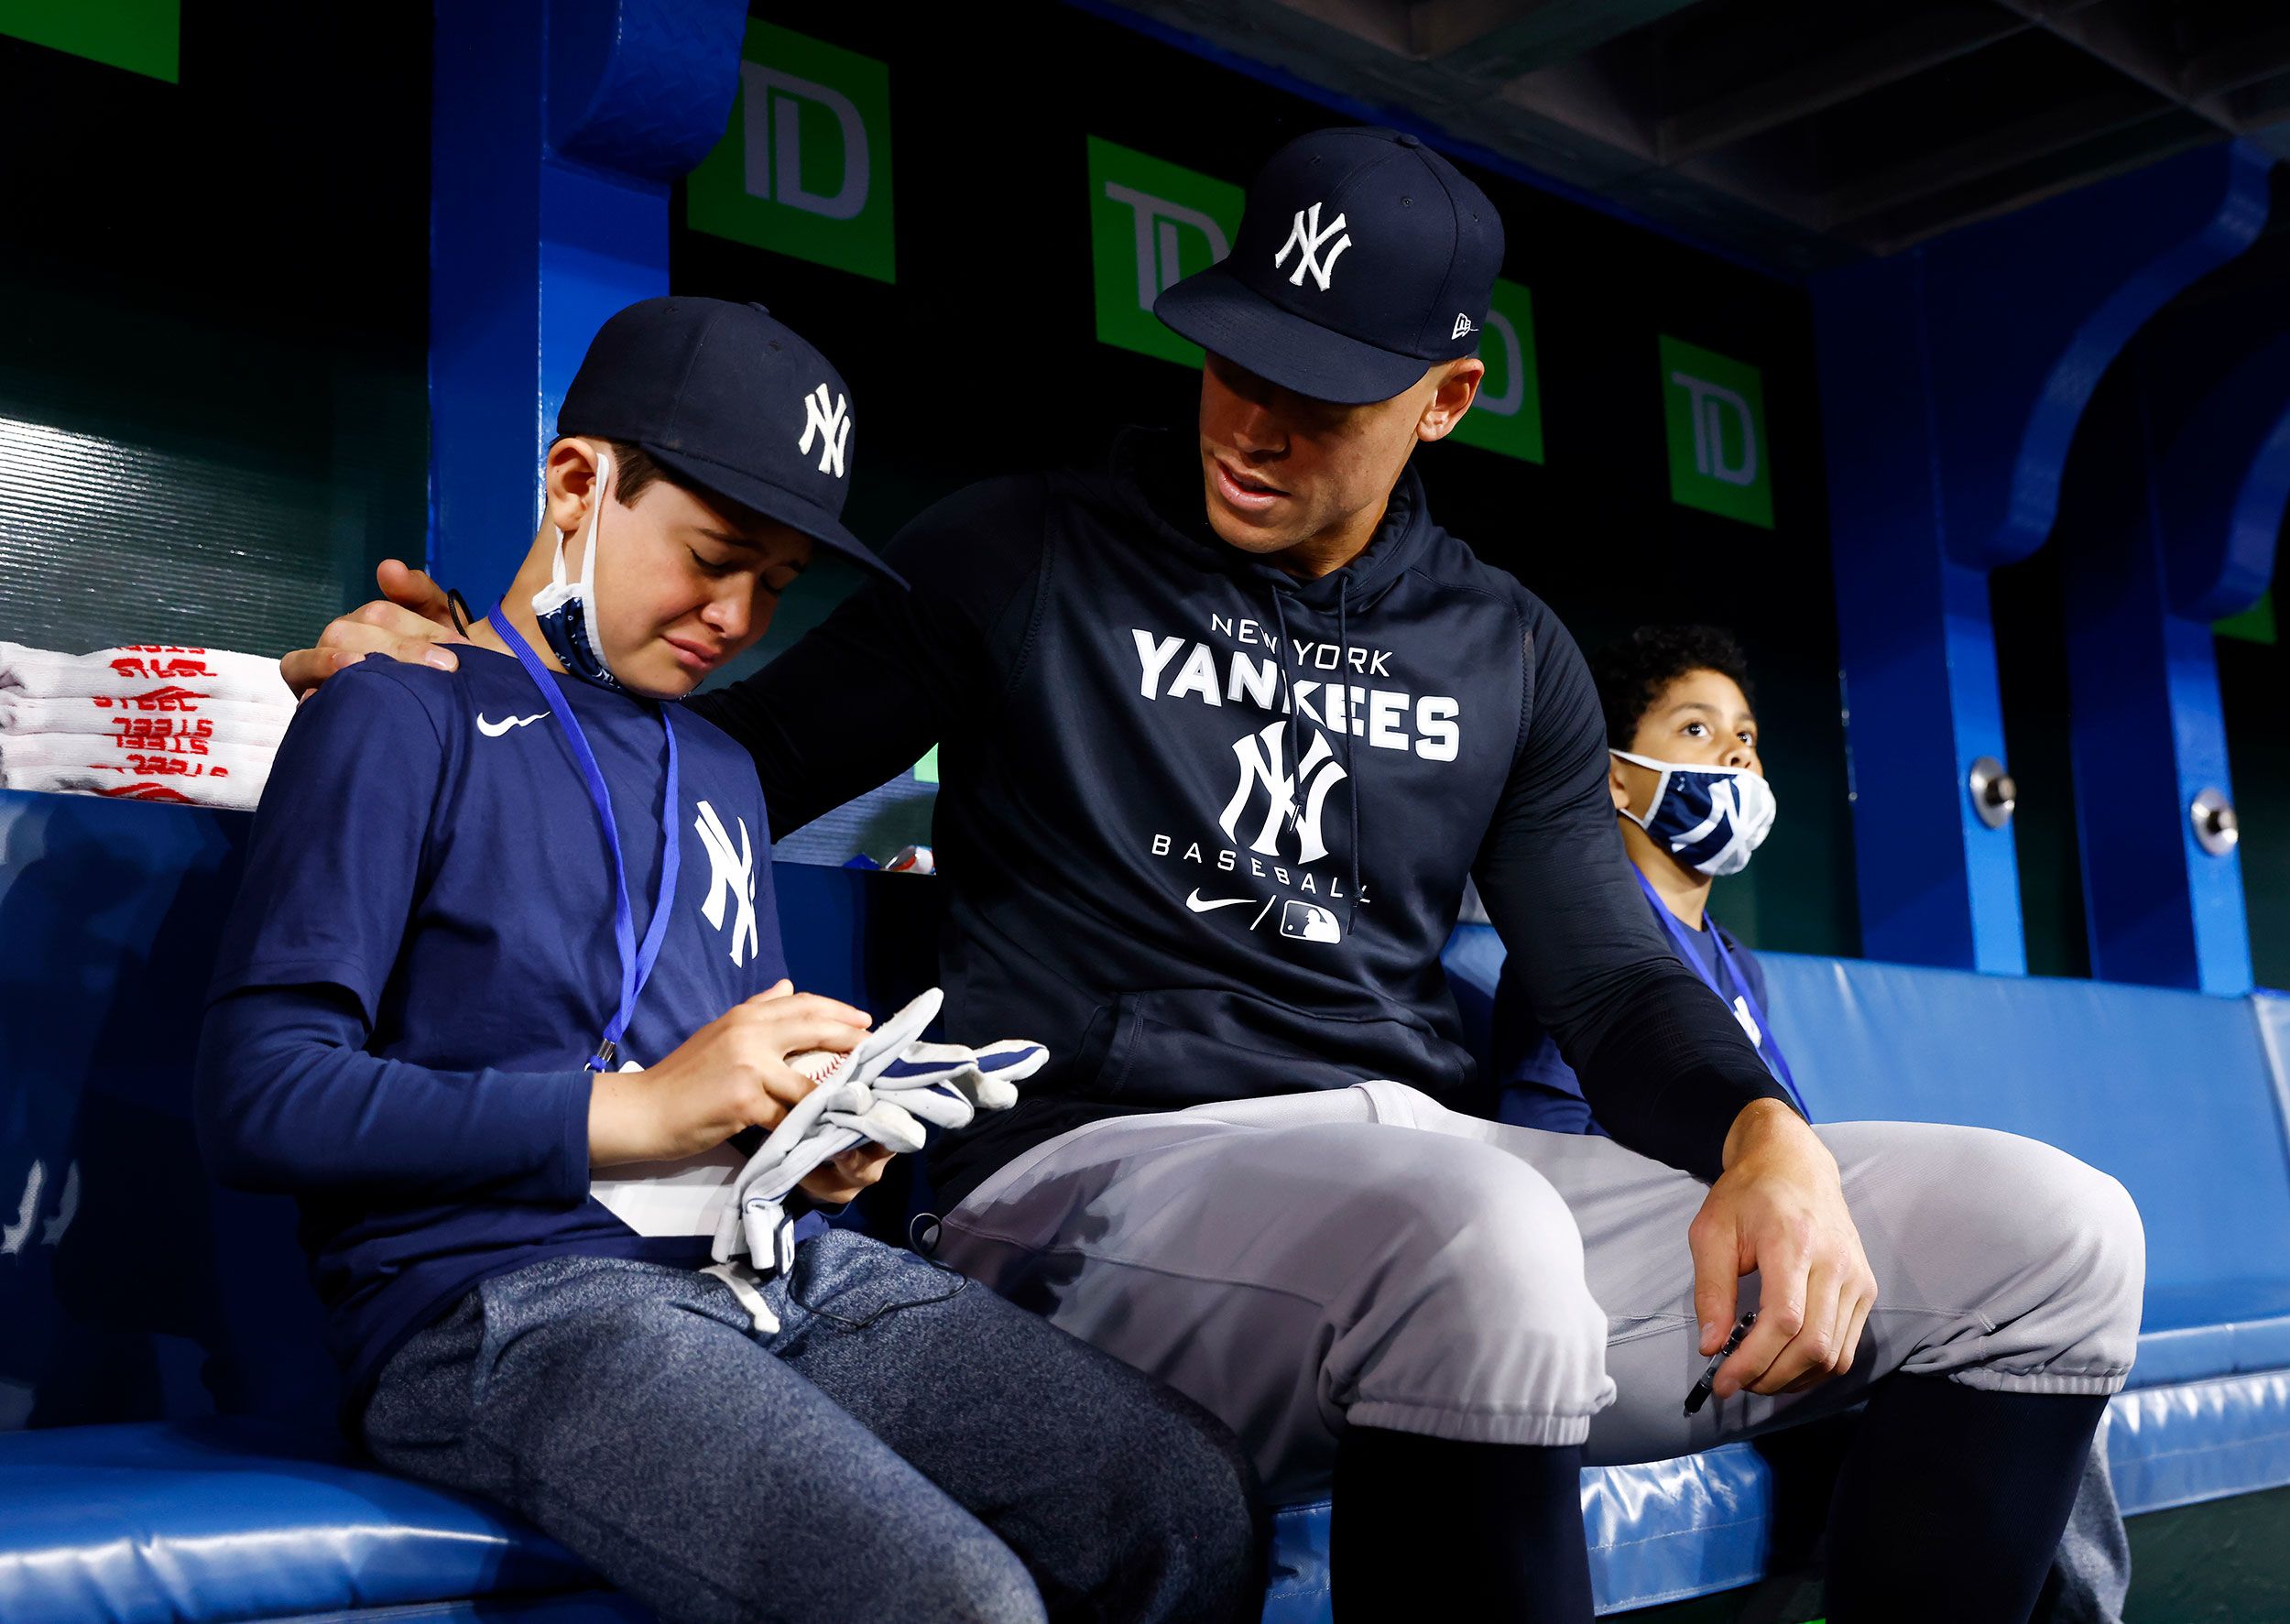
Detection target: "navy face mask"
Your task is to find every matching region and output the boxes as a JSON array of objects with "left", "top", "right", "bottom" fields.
[
  {"left": 1611, "top": 750, "right": 1777, "bottom": 877},
  {"left": 531, "top": 451, "right": 624, "bottom": 692}
]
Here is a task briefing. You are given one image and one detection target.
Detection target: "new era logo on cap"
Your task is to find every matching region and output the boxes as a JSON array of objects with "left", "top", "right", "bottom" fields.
[{"left": 1154, "top": 126, "right": 1505, "bottom": 406}]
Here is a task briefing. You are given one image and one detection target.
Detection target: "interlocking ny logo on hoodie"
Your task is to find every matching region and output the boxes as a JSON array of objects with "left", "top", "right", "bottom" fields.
[
  {"left": 1222, "top": 721, "right": 1344, "bottom": 863},
  {"left": 1130, "top": 612, "right": 1464, "bottom": 929}
]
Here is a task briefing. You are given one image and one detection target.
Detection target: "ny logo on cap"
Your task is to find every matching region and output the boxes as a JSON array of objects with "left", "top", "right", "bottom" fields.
[
  {"left": 1274, "top": 202, "right": 1352, "bottom": 292},
  {"left": 799, "top": 384, "right": 852, "bottom": 479}
]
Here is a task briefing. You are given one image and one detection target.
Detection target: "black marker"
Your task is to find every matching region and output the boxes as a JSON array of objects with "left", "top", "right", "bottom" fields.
[{"left": 1683, "top": 1311, "right": 1758, "bottom": 1417}]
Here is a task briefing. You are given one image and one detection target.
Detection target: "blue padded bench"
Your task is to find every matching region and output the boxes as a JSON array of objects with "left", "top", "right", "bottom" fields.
[
  {"left": 0, "top": 789, "right": 1314, "bottom": 1624},
  {"left": 8, "top": 787, "right": 2290, "bottom": 1621},
  {"left": 1434, "top": 926, "right": 2290, "bottom": 1615}
]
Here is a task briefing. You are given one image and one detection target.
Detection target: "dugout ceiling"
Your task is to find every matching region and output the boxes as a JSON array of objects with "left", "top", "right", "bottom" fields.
[{"left": 1106, "top": 0, "right": 2290, "bottom": 268}]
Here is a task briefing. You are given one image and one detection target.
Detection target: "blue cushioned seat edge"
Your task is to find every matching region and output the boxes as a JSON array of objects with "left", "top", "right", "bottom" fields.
[
  {"left": 0, "top": 1421, "right": 599, "bottom": 1624},
  {"left": 2107, "top": 1369, "right": 2290, "bottom": 1517}
]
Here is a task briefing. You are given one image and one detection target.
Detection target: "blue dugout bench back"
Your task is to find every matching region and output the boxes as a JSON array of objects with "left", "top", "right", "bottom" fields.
[{"left": 5, "top": 788, "right": 2289, "bottom": 1622}]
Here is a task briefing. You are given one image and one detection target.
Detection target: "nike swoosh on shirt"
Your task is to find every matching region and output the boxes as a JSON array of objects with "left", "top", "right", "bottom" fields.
[
  {"left": 1185, "top": 889, "right": 1254, "bottom": 913},
  {"left": 476, "top": 712, "right": 549, "bottom": 737}
]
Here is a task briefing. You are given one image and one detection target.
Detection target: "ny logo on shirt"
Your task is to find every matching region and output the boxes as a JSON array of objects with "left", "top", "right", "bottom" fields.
[
  {"left": 2, "top": 1158, "right": 79, "bottom": 1256},
  {"left": 1220, "top": 720, "right": 1347, "bottom": 865},
  {"left": 694, "top": 801, "right": 760, "bottom": 967}
]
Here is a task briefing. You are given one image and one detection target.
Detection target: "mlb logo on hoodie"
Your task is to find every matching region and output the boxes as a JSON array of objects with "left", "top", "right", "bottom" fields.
[{"left": 1281, "top": 899, "right": 1343, "bottom": 943}]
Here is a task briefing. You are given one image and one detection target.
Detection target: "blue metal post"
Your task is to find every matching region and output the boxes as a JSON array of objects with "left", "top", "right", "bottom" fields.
[
  {"left": 2063, "top": 327, "right": 2288, "bottom": 993},
  {"left": 430, "top": 0, "right": 746, "bottom": 594},
  {"left": 1812, "top": 143, "right": 2272, "bottom": 973}
]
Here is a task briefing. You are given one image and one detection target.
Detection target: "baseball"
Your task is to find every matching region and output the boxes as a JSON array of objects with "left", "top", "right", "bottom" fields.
[{"left": 785, "top": 1048, "right": 844, "bottom": 1084}]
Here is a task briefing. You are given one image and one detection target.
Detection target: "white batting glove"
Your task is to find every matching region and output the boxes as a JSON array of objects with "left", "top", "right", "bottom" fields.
[{"left": 712, "top": 990, "right": 1046, "bottom": 1279}]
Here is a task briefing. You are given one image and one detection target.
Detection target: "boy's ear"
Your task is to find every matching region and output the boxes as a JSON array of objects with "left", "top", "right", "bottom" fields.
[
  {"left": 540, "top": 438, "right": 605, "bottom": 536},
  {"left": 1608, "top": 754, "right": 1633, "bottom": 815}
]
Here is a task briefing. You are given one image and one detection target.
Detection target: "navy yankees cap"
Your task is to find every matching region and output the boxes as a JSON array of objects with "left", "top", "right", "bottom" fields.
[
  {"left": 557, "top": 297, "right": 900, "bottom": 585},
  {"left": 1155, "top": 126, "right": 1506, "bottom": 406}
]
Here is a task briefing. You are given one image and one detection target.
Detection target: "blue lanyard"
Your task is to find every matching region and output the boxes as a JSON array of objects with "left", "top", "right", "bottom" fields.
[
  {"left": 1634, "top": 869, "right": 1809, "bottom": 1118},
  {"left": 490, "top": 607, "right": 681, "bottom": 1071}
]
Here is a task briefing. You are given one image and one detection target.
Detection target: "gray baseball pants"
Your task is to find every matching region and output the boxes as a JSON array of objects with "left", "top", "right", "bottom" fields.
[{"left": 936, "top": 1081, "right": 2145, "bottom": 1501}]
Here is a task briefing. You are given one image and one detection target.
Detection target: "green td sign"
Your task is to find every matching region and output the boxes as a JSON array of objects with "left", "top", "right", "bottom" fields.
[
  {"left": 1087, "top": 137, "right": 1243, "bottom": 369},
  {"left": 2216, "top": 591, "right": 2275, "bottom": 646},
  {"left": 686, "top": 21, "right": 895, "bottom": 285},
  {"left": 1448, "top": 278, "right": 1542, "bottom": 465},
  {"left": 0, "top": 0, "right": 178, "bottom": 81},
  {"left": 1661, "top": 336, "right": 1772, "bottom": 529}
]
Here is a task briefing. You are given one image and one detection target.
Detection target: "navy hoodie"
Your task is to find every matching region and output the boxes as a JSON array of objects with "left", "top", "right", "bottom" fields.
[{"left": 692, "top": 427, "right": 1791, "bottom": 1204}]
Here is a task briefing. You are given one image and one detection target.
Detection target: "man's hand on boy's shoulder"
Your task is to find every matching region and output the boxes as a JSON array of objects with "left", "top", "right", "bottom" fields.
[
  {"left": 283, "top": 561, "right": 466, "bottom": 698},
  {"left": 588, "top": 981, "right": 877, "bottom": 1171}
]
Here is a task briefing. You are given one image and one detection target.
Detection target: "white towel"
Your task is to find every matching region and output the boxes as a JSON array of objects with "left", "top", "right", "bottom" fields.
[
  {"left": 0, "top": 642, "right": 292, "bottom": 707},
  {"left": 0, "top": 729, "right": 277, "bottom": 812},
  {"left": 0, "top": 692, "right": 290, "bottom": 747}
]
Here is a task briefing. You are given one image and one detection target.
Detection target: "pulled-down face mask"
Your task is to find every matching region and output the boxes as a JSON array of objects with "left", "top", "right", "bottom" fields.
[{"left": 531, "top": 451, "right": 623, "bottom": 692}]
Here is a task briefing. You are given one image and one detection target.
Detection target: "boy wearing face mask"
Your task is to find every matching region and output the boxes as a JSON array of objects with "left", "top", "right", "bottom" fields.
[
  {"left": 194, "top": 298, "right": 1261, "bottom": 1624},
  {"left": 1496, "top": 626, "right": 1794, "bottom": 1133},
  {"left": 1494, "top": 625, "right": 2132, "bottom": 1624}
]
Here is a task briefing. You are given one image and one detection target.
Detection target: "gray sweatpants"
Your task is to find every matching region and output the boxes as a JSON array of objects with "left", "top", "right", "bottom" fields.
[
  {"left": 363, "top": 1236, "right": 1263, "bottom": 1624},
  {"left": 938, "top": 1082, "right": 2145, "bottom": 1502}
]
